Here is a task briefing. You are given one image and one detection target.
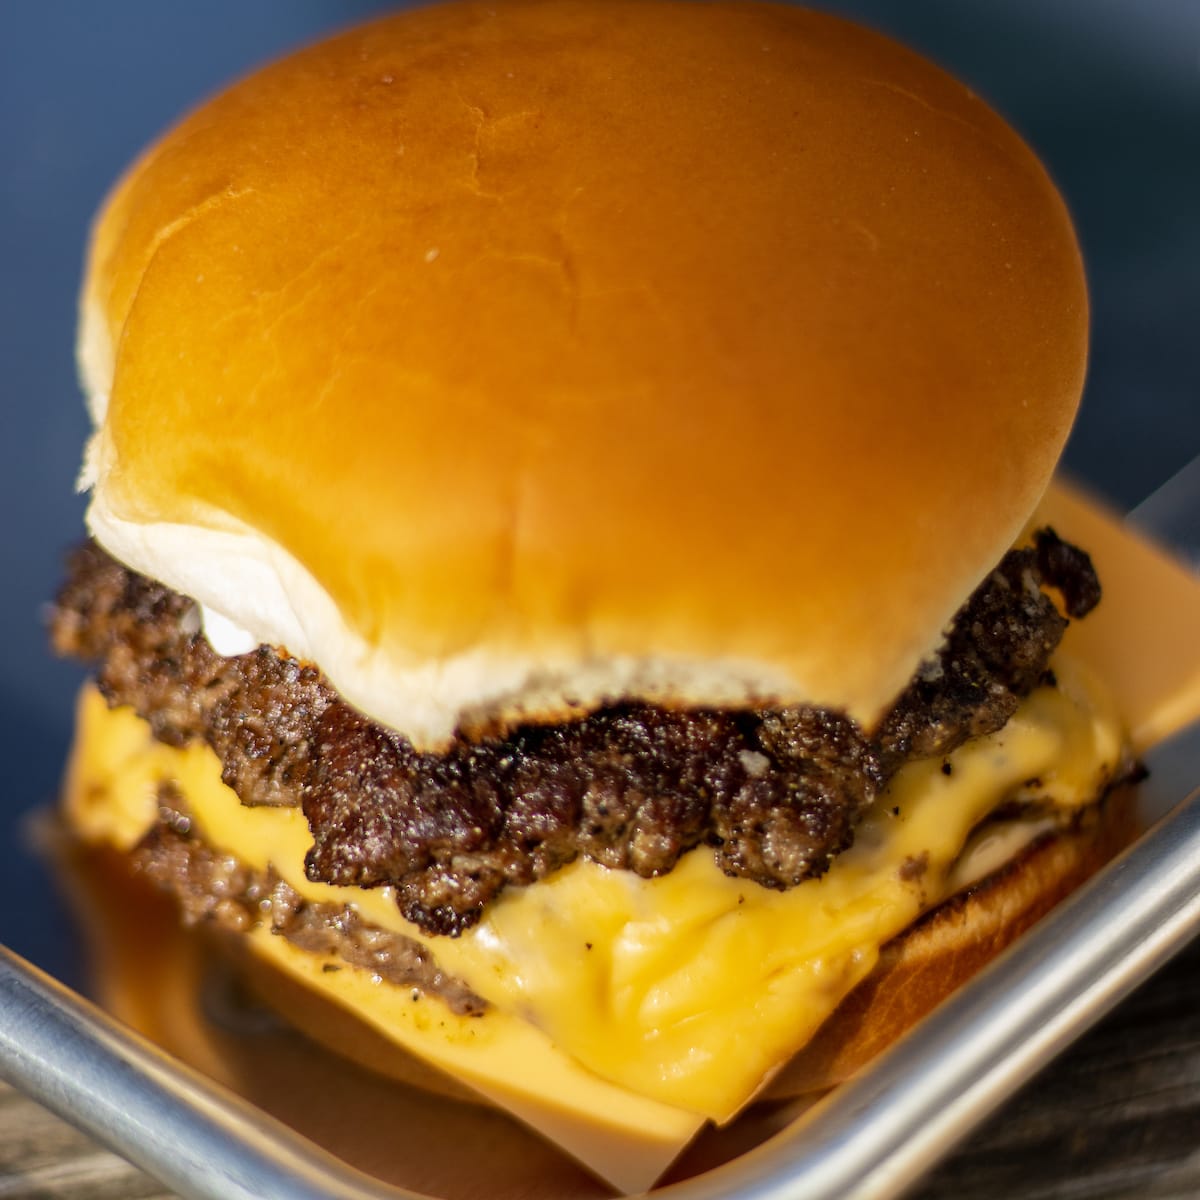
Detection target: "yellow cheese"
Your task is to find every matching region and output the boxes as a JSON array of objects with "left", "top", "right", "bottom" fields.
[{"left": 64, "top": 656, "right": 1122, "bottom": 1187}]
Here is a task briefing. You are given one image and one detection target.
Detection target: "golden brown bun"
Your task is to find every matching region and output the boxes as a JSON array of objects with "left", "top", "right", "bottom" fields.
[{"left": 79, "top": 0, "right": 1087, "bottom": 746}]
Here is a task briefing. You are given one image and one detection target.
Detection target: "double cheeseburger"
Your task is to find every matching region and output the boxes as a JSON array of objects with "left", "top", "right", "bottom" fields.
[{"left": 51, "top": 1, "right": 1134, "bottom": 1191}]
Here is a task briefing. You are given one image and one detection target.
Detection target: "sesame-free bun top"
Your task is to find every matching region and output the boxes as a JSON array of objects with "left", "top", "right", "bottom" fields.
[{"left": 79, "top": 0, "right": 1087, "bottom": 749}]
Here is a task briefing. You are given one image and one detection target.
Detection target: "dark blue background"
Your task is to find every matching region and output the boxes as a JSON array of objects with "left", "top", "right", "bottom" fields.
[{"left": 2, "top": 1, "right": 1197, "bottom": 980}]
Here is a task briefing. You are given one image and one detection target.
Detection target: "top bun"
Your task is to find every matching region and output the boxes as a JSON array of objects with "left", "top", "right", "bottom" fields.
[{"left": 79, "top": 0, "right": 1087, "bottom": 749}]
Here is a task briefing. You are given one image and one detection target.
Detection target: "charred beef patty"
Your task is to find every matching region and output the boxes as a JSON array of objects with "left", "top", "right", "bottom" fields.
[
  {"left": 51, "top": 532, "right": 1099, "bottom": 936},
  {"left": 137, "top": 783, "right": 486, "bottom": 1014}
]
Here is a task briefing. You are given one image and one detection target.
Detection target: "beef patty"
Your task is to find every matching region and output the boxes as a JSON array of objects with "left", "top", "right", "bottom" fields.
[
  {"left": 51, "top": 531, "right": 1099, "bottom": 936},
  {"left": 136, "top": 782, "right": 486, "bottom": 1014}
]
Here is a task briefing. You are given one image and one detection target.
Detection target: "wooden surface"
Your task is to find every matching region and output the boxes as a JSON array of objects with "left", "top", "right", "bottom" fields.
[
  {"left": 2, "top": 935, "right": 1196, "bottom": 1200},
  {"left": 918, "top": 933, "right": 1200, "bottom": 1200}
]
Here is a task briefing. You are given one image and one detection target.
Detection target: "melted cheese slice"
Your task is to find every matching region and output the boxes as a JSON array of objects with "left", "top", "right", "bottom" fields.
[{"left": 64, "top": 657, "right": 1122, "bottom": 1190}]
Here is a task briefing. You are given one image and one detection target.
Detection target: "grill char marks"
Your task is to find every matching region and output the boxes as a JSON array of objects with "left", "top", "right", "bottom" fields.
[{"left": 50, "top": 533, "right": 1099, "bottom": 937}]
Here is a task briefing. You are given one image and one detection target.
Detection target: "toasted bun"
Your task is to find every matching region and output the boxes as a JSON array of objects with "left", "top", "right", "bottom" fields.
[
  {"left": 78, "top": 0, "right": 1087, "bottom": 747},
  {"left": 767, "top": 787, "right": 1136, "bottom": 1099}
]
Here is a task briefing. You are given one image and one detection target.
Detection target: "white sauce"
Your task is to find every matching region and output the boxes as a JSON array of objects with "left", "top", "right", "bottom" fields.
[{"left": 200, "top": 604, "right": 261, "bottom": 657}]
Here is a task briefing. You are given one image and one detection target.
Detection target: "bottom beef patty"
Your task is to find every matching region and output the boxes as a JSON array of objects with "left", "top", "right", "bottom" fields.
[
  {"left": 134, "top": 782, "right": 487, "bottom": 1014},
  {"left": 50, "top": 531, "right": 1100, "bottom": 936}
]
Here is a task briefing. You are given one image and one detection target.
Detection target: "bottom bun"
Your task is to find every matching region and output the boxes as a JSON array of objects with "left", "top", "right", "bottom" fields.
[{"left": 766, "top": 790, "right": 1137, "bottom": 1100}]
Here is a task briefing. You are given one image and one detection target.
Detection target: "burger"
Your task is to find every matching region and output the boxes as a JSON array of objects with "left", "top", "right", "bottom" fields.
[{"left": 49, "top": 1, "right": 1135, "bottom": 1191}]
